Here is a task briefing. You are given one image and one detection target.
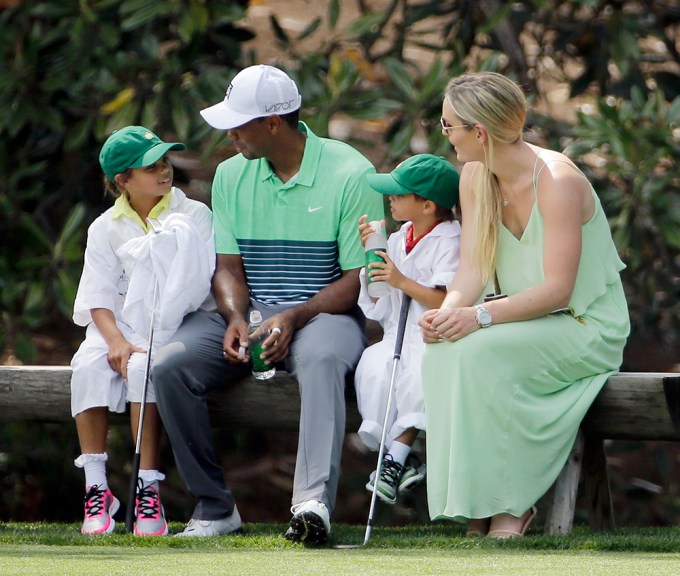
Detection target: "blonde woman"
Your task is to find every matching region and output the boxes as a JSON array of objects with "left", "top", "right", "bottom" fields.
[{"left": 419, "top": 72, "right": 629, "bottom": 538}]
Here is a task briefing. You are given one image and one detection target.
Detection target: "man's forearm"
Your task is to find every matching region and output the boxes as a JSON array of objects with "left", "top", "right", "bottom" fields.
[
  {"left": 215, "top": 279, "right": 250, "bottom": 323},
  {"left": 213, "top": 255, "right": 251, "bottom": 323}
]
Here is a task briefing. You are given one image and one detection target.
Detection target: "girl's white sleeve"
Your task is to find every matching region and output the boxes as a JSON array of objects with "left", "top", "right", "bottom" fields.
[
  {"left": 72, "top": 217, "right": 123, "bottom": 326},
  {"left": 182, "top": 198, "right": 216, "bottom": 309}
]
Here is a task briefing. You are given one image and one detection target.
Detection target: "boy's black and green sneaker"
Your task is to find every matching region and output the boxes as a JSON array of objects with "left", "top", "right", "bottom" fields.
[{"left": 399, "top": 453, "right": 427, "bottom": 493}]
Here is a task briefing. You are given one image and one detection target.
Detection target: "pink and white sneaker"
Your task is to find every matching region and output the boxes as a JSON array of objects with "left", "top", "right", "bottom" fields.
[
  {"left": 134, "top": 481, "right": 168, "bottom": 536},
  {"left": 81, "top": 484, "right": 120, "bottom": 535}
]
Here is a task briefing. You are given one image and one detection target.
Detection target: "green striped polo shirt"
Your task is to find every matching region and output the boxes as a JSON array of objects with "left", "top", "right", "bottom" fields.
[{"left": 212, "top": 122, "right": 383, "bottom": 305}]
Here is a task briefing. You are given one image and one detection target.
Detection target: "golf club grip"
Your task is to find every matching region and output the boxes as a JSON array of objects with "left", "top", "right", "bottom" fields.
[
  {"left": 125, "top": 452, "right": 141, "bottom": 533},
  {"left": 393, "top": 294, "right": 412, "bottom": 358}
]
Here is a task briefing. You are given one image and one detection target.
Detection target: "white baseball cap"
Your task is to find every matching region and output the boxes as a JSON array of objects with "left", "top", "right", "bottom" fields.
[{"left": 200, "top": 65, "right": 302, "bottom": 130}]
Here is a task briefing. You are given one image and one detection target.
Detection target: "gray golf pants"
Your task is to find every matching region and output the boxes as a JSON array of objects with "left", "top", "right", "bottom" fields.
[{"left": 153, "top": 306, "right": 366, "bottom": 520}]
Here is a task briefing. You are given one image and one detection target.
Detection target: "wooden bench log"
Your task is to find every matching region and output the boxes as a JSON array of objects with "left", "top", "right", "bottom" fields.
[
  {"left": 1, "top": 367, "right": 679, "bottom": 534},
  {"left": 545, "top": 372, "right": 680, "bottom": 535},
  {"left": 4, "top": 368, "right": 677, "bottom": 436},
  {"left": 0, "top": 365, "right": 361, "bottom": 430},
  {"left": 583, "top": 372, "right": 680, "bottom": 440}
]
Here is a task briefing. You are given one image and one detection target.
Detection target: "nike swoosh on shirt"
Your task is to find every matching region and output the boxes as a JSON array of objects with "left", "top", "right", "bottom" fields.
[{"left": 308, "top": 206, "right": 323, "bottom": 212}]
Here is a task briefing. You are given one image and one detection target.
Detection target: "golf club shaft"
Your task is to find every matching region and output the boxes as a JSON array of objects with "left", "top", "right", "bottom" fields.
[
  {"left": 364, "top": 293, "right": 412, "bottom": 546},
  {"left": 124, "top": 278, "right": 158, "bottom": 533}
]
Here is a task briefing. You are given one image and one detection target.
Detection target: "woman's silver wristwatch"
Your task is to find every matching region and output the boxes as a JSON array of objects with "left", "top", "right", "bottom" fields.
[{"left": 474, "top": 304, "right": 492, "bottom": 328}]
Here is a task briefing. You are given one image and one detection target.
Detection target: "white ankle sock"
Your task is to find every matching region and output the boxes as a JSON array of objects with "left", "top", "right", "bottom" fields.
[
  {"left": 74, "top": 453, "right": 108, "bottom": 489},
  {"left": 387, "top": 441, "right": 411, "bottom": 466},
  {"left": 138, "top": 469, "right": 166, "bottom": 490}
]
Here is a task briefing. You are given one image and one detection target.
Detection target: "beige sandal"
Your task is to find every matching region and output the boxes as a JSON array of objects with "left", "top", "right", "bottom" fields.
[{"left": 487, "top": 507, "right": 537, "bottom": 539}]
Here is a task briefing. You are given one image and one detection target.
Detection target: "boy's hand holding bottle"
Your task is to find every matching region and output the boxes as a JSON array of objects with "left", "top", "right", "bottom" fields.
[
  {"left": 358, "top": 214, "right": 381, "bottom": 247},
  {"left": 358, "top": 215, "right": 407, "bottom": 298},
  {"left": 369, "top": 251, "right": 406, "bottom": 290}
]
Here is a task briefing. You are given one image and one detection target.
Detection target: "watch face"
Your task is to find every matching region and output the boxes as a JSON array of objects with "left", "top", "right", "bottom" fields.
[{"left": 476, "top": 306, "right": 492, "bottom": 327}]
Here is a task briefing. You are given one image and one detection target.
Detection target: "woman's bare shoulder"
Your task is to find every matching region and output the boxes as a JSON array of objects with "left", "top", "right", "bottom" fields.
[{"left": 534, "top": 150, "right": 587, "bottom": 190}]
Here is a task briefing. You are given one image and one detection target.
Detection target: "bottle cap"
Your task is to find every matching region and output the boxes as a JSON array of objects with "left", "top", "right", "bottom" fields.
[
  {"left": 369, "top": 220, "right": 384, "bottom": 234},
  {"left": 249, "top": 310, "right": 263, "bottom": 323}
]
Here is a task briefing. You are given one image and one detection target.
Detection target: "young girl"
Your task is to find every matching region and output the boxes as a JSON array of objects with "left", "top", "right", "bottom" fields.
[
  {"left": 70, "top": 126, "right": 215, "bottom": 535},
  {"left": 355, "top": 154, "right": 461, "bottom": 504}
]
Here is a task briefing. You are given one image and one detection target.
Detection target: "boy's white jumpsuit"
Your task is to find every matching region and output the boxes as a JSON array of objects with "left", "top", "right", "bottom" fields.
[{"left": 355, "top": 220, "right": 461, "bottom": 451}]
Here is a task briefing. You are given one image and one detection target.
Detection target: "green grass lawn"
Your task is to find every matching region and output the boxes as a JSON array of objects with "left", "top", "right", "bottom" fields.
[{"left": 2, "top": 522, "right": 680, "bottom": 575}]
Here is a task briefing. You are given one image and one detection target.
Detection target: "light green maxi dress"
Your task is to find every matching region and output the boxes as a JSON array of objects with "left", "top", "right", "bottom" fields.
[{"left": 422, "top": 162, "right": 630, "bottom": 522}]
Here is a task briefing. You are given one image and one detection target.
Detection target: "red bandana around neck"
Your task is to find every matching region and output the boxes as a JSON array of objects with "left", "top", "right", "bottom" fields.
[{"left": 405, "top": 220, "right": 441, "bottom": 254}]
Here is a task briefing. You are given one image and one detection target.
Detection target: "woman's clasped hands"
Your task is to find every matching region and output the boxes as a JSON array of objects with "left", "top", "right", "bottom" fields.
[{"left": 419, "top": 306, "right": 480, "bottom": 343}]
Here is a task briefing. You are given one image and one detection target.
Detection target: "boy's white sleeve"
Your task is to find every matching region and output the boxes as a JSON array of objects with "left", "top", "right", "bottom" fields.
[
  {"left": 358, "top": 283, "right": 394, "bottom": 327},
  {"left": 417, "top": 225, "right": 461, "bottom": 289},
  {"left": 358, "top": 267, "right": 388, "bottom": 322}
]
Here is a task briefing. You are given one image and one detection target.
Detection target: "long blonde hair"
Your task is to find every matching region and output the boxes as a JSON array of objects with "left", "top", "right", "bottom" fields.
[{"left": 444, "top": 72, "right": 527, "bottom": 283}]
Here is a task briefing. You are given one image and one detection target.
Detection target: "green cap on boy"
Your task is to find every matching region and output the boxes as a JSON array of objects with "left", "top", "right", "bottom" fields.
[{"left": 366, "top": 154, "right": 460, "bottom": 209}]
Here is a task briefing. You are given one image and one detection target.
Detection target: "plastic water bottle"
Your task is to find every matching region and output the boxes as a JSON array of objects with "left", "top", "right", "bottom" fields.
[
  {"left": 248, "top": 310, "right": 275, "bottom": 380},
  {"left": 365, "top": 220, "right": 390, "bottom": 298}
]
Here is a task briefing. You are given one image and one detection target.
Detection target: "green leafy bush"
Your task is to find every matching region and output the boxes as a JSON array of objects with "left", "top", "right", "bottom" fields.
[
  {"left": 0, "top": 0, "right": 252, "bottom": 362},
  {"left": 567, "top": 89, "right": 680, "bottom": 350}
]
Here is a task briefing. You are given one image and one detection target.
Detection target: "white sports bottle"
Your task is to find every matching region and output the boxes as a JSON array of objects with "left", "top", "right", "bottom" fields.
[{"left": 365, "top": 221, "right": 390, "bottom": 298}]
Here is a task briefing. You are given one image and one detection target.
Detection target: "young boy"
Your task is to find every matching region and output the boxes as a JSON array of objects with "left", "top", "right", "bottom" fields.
[{"left": 355, "top": 154, "right": 461, "bottom": 504}]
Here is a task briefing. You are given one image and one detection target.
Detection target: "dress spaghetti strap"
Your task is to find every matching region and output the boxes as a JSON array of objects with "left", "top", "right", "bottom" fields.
[{"left": 532, "top": 155, "right": 586, "bottom": 197}]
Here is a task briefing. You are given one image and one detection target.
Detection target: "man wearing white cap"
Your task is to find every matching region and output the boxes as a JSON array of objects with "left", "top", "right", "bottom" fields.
[{"left": 153, "top": 65, "right": 384, "bottom": 543}]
